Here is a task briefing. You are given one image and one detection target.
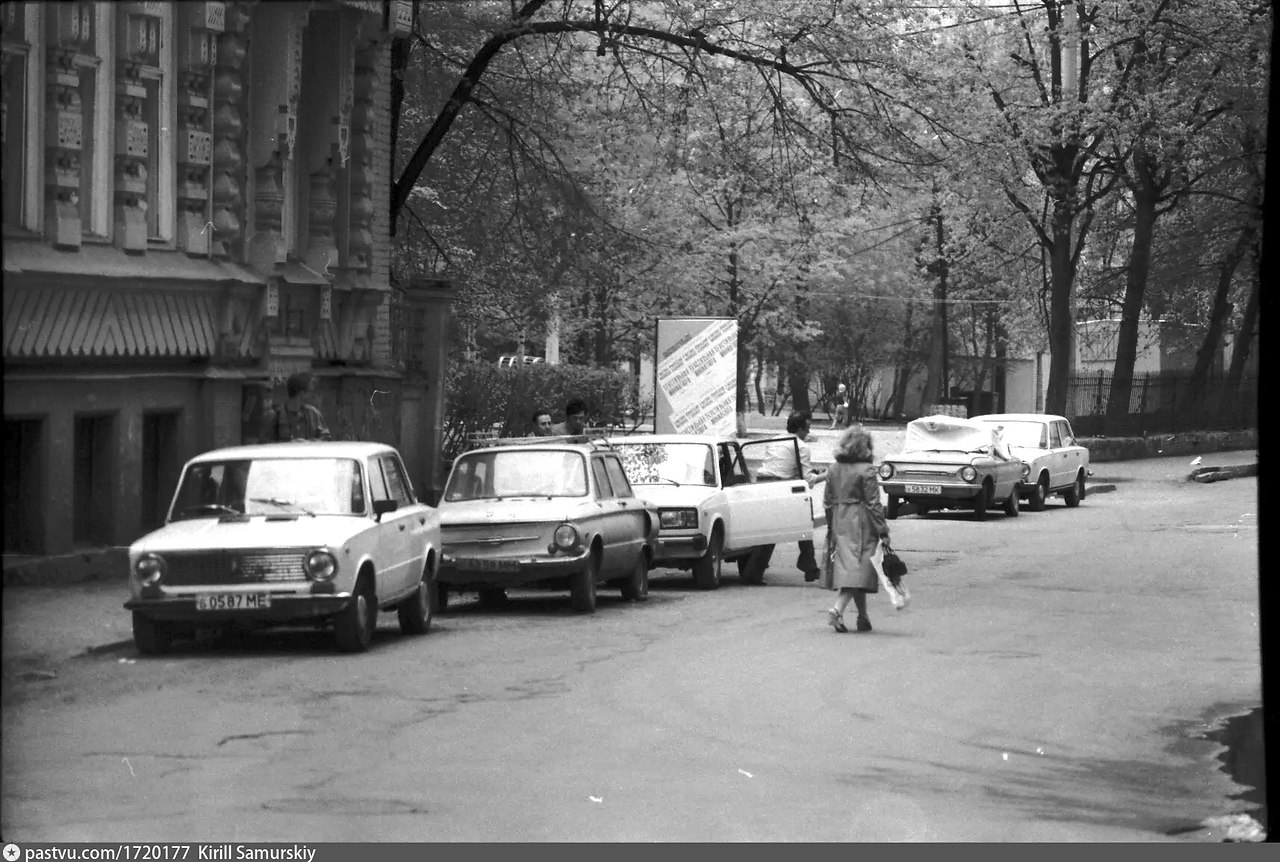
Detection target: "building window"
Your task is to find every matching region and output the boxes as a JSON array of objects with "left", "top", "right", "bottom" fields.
[
  {"left": 141, "top": 5, "right": 174, "bottom": 241},
  {"left": 1, "top": 2, "right": 42, "bottom": 231},
  {"left": 141, "top": 411, "right": 180, "bottom": 532},
  {"left": 79, "top": 4, "right": 115, "bottom": 238}
]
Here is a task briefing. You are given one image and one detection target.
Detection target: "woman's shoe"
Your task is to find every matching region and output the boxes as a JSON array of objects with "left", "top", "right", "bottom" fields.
[
  {"left": 856, "top": 614, "right": 872, "bottom": 633},
  {"left": 827, "top": 608, "right": 848, "bottom": 633}
]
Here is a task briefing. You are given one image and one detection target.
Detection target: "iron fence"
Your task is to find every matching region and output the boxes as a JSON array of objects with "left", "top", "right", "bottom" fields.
[{"left": 1067, "top": 371, "right": 1257, "bottom": 437}]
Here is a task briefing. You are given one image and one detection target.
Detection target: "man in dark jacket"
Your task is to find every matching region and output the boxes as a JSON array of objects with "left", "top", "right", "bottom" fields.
[{"left": 266, "top": 372, "right": 331, "bottom": 441}]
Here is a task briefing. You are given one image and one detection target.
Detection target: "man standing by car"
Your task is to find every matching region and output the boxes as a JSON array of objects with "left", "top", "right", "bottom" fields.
[
  {"left": 265, "top": 372, "right": 331, "bottom": 442},
  {"left": 530, "top": 408, "right": 554, "bottom": 437},
  {"left": 752, "top": 410, "right": 826, "bottom": 582},
  {"left": 552, "top": 398, "right": 587, "bottom": 437}
]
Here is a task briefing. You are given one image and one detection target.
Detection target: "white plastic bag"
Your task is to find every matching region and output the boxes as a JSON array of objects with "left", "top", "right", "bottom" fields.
[{"left": 872, "top": 540, "right": 910, "bottom": 610}]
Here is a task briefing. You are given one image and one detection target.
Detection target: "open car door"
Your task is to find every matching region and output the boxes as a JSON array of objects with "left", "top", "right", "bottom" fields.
[{"left": 729, "top": 437, "right": 815, "bottom": 551}]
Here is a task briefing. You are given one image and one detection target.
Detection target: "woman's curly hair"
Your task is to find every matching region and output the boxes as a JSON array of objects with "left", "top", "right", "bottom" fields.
[{"left": 834, "top": 426, "right": 875, "bottom": 463}]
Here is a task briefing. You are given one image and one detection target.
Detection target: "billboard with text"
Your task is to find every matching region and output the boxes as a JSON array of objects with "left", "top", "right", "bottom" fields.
[{"left": 654, "top": 317, "right": 738, "bottom": 435}]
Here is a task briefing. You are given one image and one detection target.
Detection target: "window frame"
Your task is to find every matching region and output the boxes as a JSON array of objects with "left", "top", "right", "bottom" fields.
[
  {"left": 590, "top": 457, "right": 613, "bottom": 500},
  {"left": 79, "top": 3, "right": 114, "bottom": 239},
  {"left": 1, "top": 2, "right": 44, "bottom": 232}
]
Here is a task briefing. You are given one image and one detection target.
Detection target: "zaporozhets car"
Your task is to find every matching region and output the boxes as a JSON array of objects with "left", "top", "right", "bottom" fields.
[
  {"left": 124, "top": 441, "right": 441, "bottom": 654},
  {"left": 605, "top": 433, "right": 817, "bottom": 588},
  {"left": 436, "top": 437, "right": 658, "bottom": 613},
  {"left": 972, "top": 413, "right": 1090, "bottom": 510},
  {"left": 878, "top": 415, "right": 1023, "bottom": 520}
]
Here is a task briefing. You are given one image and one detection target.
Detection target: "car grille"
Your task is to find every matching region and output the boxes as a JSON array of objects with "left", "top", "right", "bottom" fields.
[
  {"left": 162, "top": 550, "right": 309, "bottom": 585},
  {"left": 892, "top": 464, "right": 959, "bottom": 477},
  {"left": 443, "top": 523, "right": 547, "bottom": 556}
]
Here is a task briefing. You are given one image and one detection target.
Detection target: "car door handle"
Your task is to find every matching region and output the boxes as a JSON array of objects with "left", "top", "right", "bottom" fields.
[{"left": 792, "top": 486, "right": 807, "bottom": 494}]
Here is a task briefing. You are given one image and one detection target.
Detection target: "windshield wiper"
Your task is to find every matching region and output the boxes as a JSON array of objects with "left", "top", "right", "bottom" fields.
[
  {"left": 177, "top": 503, "right": 240, "bottom": 517},
  {"left": 249, "top": 496, "right": 315, "bottom": 516}
]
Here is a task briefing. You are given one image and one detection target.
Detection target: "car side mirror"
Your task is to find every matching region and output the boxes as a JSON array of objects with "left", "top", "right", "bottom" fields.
[{"left": 372, "top": 499, "right": 398, "bottom": 521}]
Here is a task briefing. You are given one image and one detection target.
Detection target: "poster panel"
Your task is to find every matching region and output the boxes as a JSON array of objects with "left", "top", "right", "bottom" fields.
[{"left": 654, "top": 317, "right": 738, "bottom": 435}]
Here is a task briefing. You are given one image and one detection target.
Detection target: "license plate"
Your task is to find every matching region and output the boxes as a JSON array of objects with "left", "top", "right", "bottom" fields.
[
  {"left": 904, "top": 484, "right": 942, "bottom": 495},
  {"left": 196, "top": 593, "right": 272, "bottom": 611},
  {"left": 455, "top": 557, "right": 520, "bottom": 573}
]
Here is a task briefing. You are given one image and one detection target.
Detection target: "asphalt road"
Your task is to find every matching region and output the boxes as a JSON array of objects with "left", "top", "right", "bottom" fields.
[{"left": 0, "top": 454, "right": 1260, "bottom": 841}]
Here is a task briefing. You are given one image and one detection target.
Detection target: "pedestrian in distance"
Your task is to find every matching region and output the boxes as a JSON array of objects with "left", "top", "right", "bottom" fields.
[
  {"left": 748, "top": 409, "right": 826, "bottom": 582},
  {"left": 831, "top": 383, "right": 851, "bottom": 430},
  {"left": 530, "top": 407, "right": 554, "bottom": 437},
  {"left": 265, "top": 372, "right": 331, "bottom": 442},
  {"left": 551, "top": 398, "right": 587, "bottom": 436},
  {"left": 821, "top": 425, "right": 889, "bottom": 633}
]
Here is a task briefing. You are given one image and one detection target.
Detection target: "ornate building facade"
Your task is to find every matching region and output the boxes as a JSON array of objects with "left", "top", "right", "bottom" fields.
[{"left": 2, "top": 1, "right": 447, "bottom": 556}]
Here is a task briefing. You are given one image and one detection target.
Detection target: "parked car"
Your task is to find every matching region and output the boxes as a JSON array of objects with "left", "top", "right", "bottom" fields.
[
  {"left": 972, "top": 413, "right": 1090, "bottom": 510},
  {"left": 878, "top": 415, "right": 1023, "bottom": 520},
  {"left": 605, "top": 434, "right": 818, "bottom": 588},
  {"left": 124, "top": 441, "right": 441, "bottom": 655},
  {"left": 436, "top": 437, "right": 657, "bottom": 613}
]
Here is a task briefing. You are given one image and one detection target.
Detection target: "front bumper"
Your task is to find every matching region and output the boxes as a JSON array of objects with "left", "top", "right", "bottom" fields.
[
  {"left": 651, "top": 530, "right": 708, "bottom": 564},
  {"left": 437, "top": 547, "right": 590, "bottom": 588},
  {"left": 124, "top": 585, "right": 354, "bottom": 622}
]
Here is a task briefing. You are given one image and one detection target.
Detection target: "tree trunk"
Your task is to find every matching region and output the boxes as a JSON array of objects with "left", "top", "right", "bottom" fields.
[
  {"left": 1108, "top": 159, "right": 1158, "bottom": 421},
  {"left": 922, "top": 205, "right": 949, "bottom": 407},
  {"left": 891, "top": 299, "right": 915, "bottom": 417},
  {"left": 1190, "top": 220, "right": 1256, "bottom": 409},
  {"left": 1044, "top": 201, "right": 1078, "bottom": 417},
  {"left": 1225, "top": 262, "right": 1259, "bottom": 386},
  {"left": 754, "top": 351, "right": 766, "bottom": 415},
  {"left": 787, "top": 365, "right": 811, "bottom": 415}
]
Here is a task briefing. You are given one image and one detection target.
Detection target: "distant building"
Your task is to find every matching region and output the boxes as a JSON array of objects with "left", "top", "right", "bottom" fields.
[{"left": 1, "top": 1, "right": 443, "bottom": 556}]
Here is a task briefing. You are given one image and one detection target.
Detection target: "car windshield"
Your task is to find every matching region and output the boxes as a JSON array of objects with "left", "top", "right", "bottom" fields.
[
  {"left": 612, "top": 442, "right": 716, "bottom": 486},
  {"left": 977, "top": 420, "right": 1047, "bottom": 449},
  {"left": 444, "top": 449, "right": 588, "bottom": 501},
  {"left": 171, "top": 458, "right": 365, "bottom": 519},
  {"left": 903, "top": 417, "right": 995, "bottom": 454}
]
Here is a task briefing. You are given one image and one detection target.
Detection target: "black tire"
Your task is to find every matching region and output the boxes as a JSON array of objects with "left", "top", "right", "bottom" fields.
[
  {"left": 132, "top": 612, "right": 173, "bottom": 656},
  {"left": 621, "top": 553, "right": 649, "bottom": 601},
  {"left": 886, "top": 495, "right": 900, "bottom": 520},
  {"left": 1003, "top": 489, "right": 1019, "bottom": 517},
  {"left": 692, "top": 529, "right": 723, "bottom": 590},
  {"left": 1028, "top": 476, "right": 1048, "bottom": 512},
  {"left": 570, "top": 551, "right": 599, "bottom": 613},
  {"left": 334, "top": 573, "right": 377, "bottom": 652},
  {"left": 973, "top": 483, "right": 990, "bottom": 521},
  {"left": 478, "top": 587, "right": 509, "bottom": 609},
  {"left": 1064, "top": 472, "right": 1085, "bottom": 507},
  {"left": 436, "top": 582, "right": 450, "bottom": 612},
  {"left": 397, "top": 563, "right": 435, "bottom": 635}
]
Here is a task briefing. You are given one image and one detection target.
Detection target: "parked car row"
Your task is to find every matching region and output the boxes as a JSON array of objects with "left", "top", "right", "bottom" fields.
[
  {"left": 123, "top": 414, "right": 1087, "bottom": 655},
  {"left": 878, "top": 413, "right": 1090, "bottom": 520}
]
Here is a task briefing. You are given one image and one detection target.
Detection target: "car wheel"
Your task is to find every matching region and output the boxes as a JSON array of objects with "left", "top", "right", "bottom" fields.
[
  {"left": 973, "top": 483, "right": 990, "bottom": 521},
  {"left": 436, "top": 582, "right": 450, "bottom": 612},
  {"left": 692, "top": 529, "right": 723, "bottom": 590},
  {"left": 1028, "top": 476, "right": 1048, "bottom": 512},
  {"left": 397, "top": 563, "right": 435, "bottom": 635},
  {"left": 478, "top": 587, "right": 509, "bottom": 609},
  {"left": 132, "top": 612, "right": 173, "bottom": 656},
  {"left": 1003, "top": 489, "right": 1020, "bottom": 517},
  {"left": 1064, "top": 472, "right": 1085, "bottom": 507},
  {"left": 621, "top": 553, "right": 649, "bottom": 601},
  {"left": 570, "top": 550, "right": 599, "bottom": 613},
  {"left": 886, "top": 495, "right": 900, "bottom": 520},
  {"left": 334, "top": 573, "right": 377, "bottom": 652}
]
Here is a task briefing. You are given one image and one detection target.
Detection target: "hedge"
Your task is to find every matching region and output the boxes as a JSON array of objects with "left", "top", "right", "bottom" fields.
[{"left": 442, "top": 360, "right": 641, "bottom": 460}]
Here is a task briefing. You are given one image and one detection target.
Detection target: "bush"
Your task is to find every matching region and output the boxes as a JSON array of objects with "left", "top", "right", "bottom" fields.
[{"left": 443, "top": 360, "right": 640, "bottom": 460}]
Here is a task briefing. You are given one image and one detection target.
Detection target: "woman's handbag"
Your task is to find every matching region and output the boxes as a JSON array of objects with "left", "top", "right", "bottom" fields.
[{"left": 874, "top": 540, "right": 910, "bottom": 610}]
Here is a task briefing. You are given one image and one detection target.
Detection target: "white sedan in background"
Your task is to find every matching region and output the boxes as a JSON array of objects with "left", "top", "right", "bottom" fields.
[{"left": 972, "top": 413, "right": 1090, "bottom": 511}]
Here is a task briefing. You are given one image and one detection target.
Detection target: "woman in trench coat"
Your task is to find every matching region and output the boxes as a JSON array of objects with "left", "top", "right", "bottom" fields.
[{"left": 820, "top": 426, "right": 890, "bottom": 633}]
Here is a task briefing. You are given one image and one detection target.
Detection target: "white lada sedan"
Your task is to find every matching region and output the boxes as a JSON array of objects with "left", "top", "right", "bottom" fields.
[
  {"left": 124, "top": 441, "right": 441, "bottom": 655},
  {"left": 606, "top": 434, "right": 817, "bottom": 589},
  {"left": 972, "top": 413, "right": 1090, "bottom": 510}
]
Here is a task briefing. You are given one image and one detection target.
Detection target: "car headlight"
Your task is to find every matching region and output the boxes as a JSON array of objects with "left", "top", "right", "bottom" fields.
[
  {"left": 658, "top": 508, "right": 699, "bottom": 529},
  {"left": 878, "top": 463, "right": 894, "bottom": 480},
  {"left": 1021, "top": 463, "right": 1031, "bottom": 479},
  {"left": 305, "top": 549, "right": 338, "bottom": 581},
  {"left": 135, "top": 553, "right": 166, "bottom": 586},
  {"left": 960, "top": 465, "right": 978, "bottom": 482},
  {"left": 553, "top": 523, "right": 580, "bottom": 550}
]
